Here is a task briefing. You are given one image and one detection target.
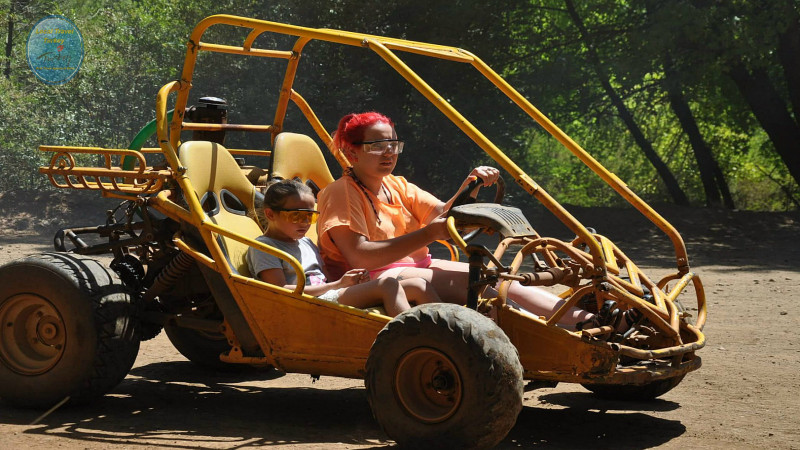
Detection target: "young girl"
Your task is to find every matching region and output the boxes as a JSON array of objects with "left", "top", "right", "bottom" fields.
[{"left": 245, "top": 179, "right": 441, "bottom": 316}]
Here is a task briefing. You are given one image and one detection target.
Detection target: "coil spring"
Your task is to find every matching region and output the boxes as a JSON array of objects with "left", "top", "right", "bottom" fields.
[{"left": 142, "top": 251, "right": 195, "bottom": 302}]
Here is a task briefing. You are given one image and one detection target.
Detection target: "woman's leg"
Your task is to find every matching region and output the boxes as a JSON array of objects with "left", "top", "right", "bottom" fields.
[
  {"left": 503, "top": 282, "right": 592, "bottom": 327},
  {"left": 397, "top": 259, "right": 471, "bottom": 303},
  {"left": 337, "top": 278, "right": 411, "bottom": 316},
  {"left": 398, "top": 278, "right": 442, "bottom": 306},
  {"left": 402, "top": 259, "right": 592, "bottom": 327}
]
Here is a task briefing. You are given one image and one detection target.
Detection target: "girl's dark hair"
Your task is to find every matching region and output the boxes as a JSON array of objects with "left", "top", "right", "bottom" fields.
[
  {"left": 262, "top": 178, "right": 312, "bottom": 208},
  {"left": 253, "top": 179, "right": 313, "bottom": 229}
]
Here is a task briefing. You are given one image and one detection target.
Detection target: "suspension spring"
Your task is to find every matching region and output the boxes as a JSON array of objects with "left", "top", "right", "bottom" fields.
[{"left": 142, "top": 251, "right": 196, "bottom": 303}]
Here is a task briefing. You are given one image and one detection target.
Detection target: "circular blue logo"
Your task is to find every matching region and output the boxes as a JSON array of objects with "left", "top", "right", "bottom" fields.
[{"left": 26, "top": 15, "right": 84, "bottom": 85}]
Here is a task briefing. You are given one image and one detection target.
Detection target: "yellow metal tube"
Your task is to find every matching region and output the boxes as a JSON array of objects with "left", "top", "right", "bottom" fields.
[
  {"left": 463, "top": 49, "right": 689, "bottom": 273},
  {"left": 180, "top": 123, "right": 276, "bottom": 133},
  {"left": 692, "top": 276, "right": 708, "bottom": 330},
  {"left": 173, "top": 15, "right": 689, "bottom": 277},
  {"left": 618, "top": 324, "right": 705, "bottom": 359},
  {"left": 156, "top": 81, "right": 208, "bottom": 229},
  {"left": 149, "top": 190, "right": 194, "bottom": 224},
  {"left": 316, "top": 26, "right": 471, "bottom": 53},
  {"left": 40, "top": 145, "right": 148, "bottom": 168},
  {"left": 173, "top": 234, "right": 217, "bottom": 270},
  {"left": 381, "top": 41, "right": 474, "bottom": 63},
  {"left": 666, "top": 272, "right": 694, "bottom": 304},
  {"left": 273, "top": 36, "right": 311, "bottom": 139},
  {"left": 203, "top": 221, "right": 306, "bottom": 294},
  {"left": 196, "top": 42, "right": 293, "bottom": 59},
  {"left": 190, "top": 15, "right": 371, "bottom": 50},
  {"left": 446, "top": 216, "right": 469, "bottom": 253},
  {"left": 658, "top": 272, "right": 707, "bottom": 331},
  {"left": 289, "top": 90, "right": 334, "bottom": 148},
  {"left": 363, "top": 38, "right": 607, "bottom": 272},
  {"left": 156, "top": 82, "right": 184, "bottom": 172}
]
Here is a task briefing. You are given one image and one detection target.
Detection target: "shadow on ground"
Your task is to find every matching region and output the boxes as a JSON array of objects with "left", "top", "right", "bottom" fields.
[
  {"left": 2, "top": 360, "right": 688, "bottom": 449},
  {"left": 4, "top": 361, "right": 386, "bottom": 448},
  {"left": 497, "top": 390, "right": 685, "bottom": 448},
  {"left": 500, "top": 403, "right": 685, "bottom": 449}
]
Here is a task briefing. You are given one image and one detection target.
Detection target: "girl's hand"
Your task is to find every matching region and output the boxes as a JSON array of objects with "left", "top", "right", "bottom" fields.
[{"left": 339, "top": 269, "right": 370, "bottom": 287}]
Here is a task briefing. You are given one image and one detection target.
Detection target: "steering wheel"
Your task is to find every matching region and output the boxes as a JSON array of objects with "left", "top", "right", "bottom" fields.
[{"left": 448, "top": 175, "right": 505, "bottom": 243}]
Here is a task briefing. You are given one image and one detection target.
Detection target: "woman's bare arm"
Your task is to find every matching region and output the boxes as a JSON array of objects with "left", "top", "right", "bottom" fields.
[{"left": 328, "top": 220, "right": 449, "bottom": 270}]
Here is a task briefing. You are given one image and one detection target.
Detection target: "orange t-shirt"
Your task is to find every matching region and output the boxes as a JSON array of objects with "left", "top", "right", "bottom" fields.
[{"left": 317, "top": 174, "right": 441, "bottom": 279}]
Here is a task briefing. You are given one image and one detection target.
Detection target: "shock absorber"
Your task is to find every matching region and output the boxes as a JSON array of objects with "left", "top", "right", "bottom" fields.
[{"left": 142, "top": 251, "right": 196, "bottom": 303}]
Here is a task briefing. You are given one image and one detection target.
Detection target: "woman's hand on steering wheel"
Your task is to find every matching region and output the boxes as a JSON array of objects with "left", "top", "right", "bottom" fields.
[
  {"left": 469, "top": 166, "right": 500, "bottom": 187},
  {"left": 452, "top": 167, "right": 500, "bottom": 203},
  {"left": 446, "top": 167, "right": 506, "bottom": 243},
  {"left": 450, "top": 167, "right": 505, "bottom": 211}
]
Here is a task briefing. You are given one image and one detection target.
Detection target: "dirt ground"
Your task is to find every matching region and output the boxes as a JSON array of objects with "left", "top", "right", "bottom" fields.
[{"left": 0, "top": 190, "right": 798, "bottom": 449}]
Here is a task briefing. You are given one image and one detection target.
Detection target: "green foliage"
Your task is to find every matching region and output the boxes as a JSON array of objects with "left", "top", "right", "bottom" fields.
[{"left": 0, "top": 0, "right": 797, "bottom": 210}]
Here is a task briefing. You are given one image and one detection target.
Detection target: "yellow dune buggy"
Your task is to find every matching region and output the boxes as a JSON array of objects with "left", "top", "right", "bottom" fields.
[{"left": 0, "top": 15, "right": 706, "bottom": 449}]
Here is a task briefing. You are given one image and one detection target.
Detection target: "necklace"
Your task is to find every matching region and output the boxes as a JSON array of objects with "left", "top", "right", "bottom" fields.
[{"left": 346, "top": 168, "right": 388, "bottom": 225}]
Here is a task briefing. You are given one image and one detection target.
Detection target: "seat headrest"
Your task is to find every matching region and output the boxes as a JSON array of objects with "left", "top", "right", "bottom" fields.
[
  {"left": 271, "top": 132, "right": 335, "bottom": 191},
  {"left": 178, "top": 141, "right": 256, "bottom": 213}
]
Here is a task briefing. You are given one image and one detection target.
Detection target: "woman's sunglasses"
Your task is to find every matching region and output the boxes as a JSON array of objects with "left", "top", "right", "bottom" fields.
[{"left": 353, "top": 139, "right": 405, "bottom": 155}]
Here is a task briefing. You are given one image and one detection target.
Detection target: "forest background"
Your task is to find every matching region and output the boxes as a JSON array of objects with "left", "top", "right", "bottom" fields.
[{"left": 2, "top": 0, "right": 799, "bottom": 212}]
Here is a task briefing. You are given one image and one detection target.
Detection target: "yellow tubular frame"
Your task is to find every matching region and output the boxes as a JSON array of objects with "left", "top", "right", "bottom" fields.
[
  {"left": 162, "top": 15, "right": 691, "bottom": 278},
  {"left": 38, "top": 145, "right": 171, "bottom": 194},
  {"left": 145, "top": 14, "right": 704, "bottom": 375}
]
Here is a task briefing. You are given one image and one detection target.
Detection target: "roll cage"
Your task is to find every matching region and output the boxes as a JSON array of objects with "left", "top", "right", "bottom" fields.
[{"left": 38, "top": 14, "right": 706, "bottom": 378}]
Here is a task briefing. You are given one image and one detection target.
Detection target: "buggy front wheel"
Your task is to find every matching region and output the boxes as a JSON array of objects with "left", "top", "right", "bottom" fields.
[{"left": 365, "top": 304, "right": 523, "bottom": 449}]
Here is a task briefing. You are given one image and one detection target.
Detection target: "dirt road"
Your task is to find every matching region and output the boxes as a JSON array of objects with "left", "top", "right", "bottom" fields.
[{"left": 1, "top": 191, "right": 798, "bottom": 449}]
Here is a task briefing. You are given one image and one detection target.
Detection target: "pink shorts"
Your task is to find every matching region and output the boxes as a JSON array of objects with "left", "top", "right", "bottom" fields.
[{"left": 369, "top": 254, "right": 432, "bottom": 280}]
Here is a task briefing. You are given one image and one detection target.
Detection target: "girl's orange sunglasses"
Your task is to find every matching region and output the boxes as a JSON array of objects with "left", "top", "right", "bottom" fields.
[{"left": 274, "top": 208, "right": 320, "bottom": 224}]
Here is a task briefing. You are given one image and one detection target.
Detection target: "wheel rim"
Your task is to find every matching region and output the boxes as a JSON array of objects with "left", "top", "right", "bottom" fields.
[
  {"left": 0, "top": 294, "right": 66, "bottom": 375},
  {"left": 394, "top": 347, "right": 462, "bottom": 424}
]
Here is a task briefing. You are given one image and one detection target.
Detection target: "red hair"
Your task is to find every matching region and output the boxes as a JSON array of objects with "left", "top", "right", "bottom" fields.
[{"left": 331, "top": 112, "right": 395, "bottom": 155}]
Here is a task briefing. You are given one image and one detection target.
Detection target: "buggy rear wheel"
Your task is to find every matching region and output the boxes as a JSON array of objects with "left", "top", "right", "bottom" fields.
[
  {"left": 365, "top": 304, "right": 523, "bottom": 449},
  {"left": 165, "top": 324, "right": 235, "bottom": 370},
  {"left": 0, "top": 253, "right": 140, "bottom": 408},
  {"left": 164, "top": 297, "right": 256, "bottom": 371}
]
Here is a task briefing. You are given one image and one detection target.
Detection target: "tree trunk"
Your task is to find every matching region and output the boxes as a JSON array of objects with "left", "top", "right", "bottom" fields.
[
  {"left": 777, "top": 10, "right": 800, "bottom": 127},
  {"left": 729, "top": 61, "right": 800, "bottom": 188},
  {"left": 663, "top": 55, "right": 735, "bottom": 208},
  {"left": 4, "top": 1, "right": 14, "bottom": 79},
  {"left": 563, "top": 0, "right": 689, "bottom": 205}
]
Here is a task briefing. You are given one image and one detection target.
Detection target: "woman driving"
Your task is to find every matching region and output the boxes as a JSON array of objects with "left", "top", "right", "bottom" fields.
[{"left": 316, "top": 111, "right": 595, "bottom": 327}]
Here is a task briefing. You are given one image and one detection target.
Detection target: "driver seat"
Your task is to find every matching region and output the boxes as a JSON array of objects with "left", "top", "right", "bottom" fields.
[
  {"left": 269, "top": 132, "right": 334, "bottom": 243},
  {"left": 270, "top": 132, "right": 335, "bottom": 196}
]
